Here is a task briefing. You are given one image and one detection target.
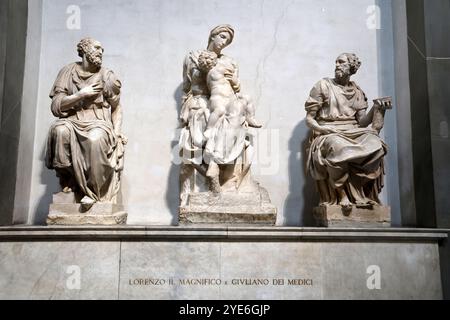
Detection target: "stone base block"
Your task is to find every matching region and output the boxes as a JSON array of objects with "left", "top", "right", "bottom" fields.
[
  {"left": 46, "top": 211, "right": 128, "bottom": 225},
  {"left": 314, "top": 205, "right": 391, "bottom": 228},
  {"left": 46, "top": 192, "right": 127, "bottom": 225},
  {"left": 179, "top": 211, "right": 277, "bottom": 225},
  {"left": 179, "top": 186, "right": 277, "bottom": 225},
  {"left": 49, "top": 203, "right": 125, "bottom": 216}
]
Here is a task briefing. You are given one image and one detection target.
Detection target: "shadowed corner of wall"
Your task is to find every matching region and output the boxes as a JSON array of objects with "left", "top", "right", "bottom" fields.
[
  {"left": 376, "top": 0, "right": 403, "bottom": 228},
  {"left": 33, "top": 141, "right": 59, "bottom": 225},
  {"left": 283, "top": 119, "right": 317, "bottom": 227},
  {"left": 165, "top": 82, "right": 184, "bottom": 226},
  {"left": 439, "top": 234, "right": 450, "bottom": 300}
]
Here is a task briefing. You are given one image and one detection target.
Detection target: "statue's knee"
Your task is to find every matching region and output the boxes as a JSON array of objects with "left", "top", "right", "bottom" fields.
[
  {"left": 215, "top": 105, "right": 226, "bottom": 116},
  {"left": 54, "top": 125, "right": 70, "bottom": 140},
  {"left": 88, "top": 129, "right": 107, "bottom": 143}
]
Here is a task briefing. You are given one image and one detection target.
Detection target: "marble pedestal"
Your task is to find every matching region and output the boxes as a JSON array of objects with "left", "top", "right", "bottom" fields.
[
  {"left": 46, "top": 192, "right": 127, "bottom": 225},
  {"left": 314, "top": 205, "right": 391, "bottom": 228},
  {"left": 179, "top": 186, "right": 277, "bottom": 225},
  {"left": 0, "top": 226, "right": 446, "bottom": 300}
]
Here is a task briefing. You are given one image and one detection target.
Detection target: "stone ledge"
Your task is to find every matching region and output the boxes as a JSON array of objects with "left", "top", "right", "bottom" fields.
[{"left": 0, "top": 226, "right": 447, "bottom": 242}]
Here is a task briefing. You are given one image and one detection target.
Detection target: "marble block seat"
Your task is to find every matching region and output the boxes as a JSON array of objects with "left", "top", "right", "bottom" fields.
[
  {"left": 47, "top": 192, "right": 127, "bottom": 225},
  {"left": 179, "top": 184, "right": 277, "bottom": 225}
]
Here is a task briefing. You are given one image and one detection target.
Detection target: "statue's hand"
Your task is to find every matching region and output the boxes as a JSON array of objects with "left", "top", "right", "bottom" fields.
[
  {"left": 316, "top": 125, "right": 339, "bottom": 135},
  {"left": 373, "top": 97, "right": 393, "bottom": 111},
  {"left": 117, "top": 133, "right": 128, "bottom": 146},
  {"left": 78, "top": 83, "right": 103, "bottom": 99},
  {"left": 115, "top": 133, "right": 127, "bottom": 171}
]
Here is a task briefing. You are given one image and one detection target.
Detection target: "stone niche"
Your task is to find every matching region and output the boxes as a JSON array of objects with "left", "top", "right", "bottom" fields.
[{"left": 19, "top": 0, "right": 400, "bottom": 226}]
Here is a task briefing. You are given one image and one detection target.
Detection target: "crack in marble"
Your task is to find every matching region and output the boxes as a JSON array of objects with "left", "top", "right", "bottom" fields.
[
  {"left": 27, "top": 244, "right": 61, "bottom": 299},
  {"left": 0, "top": 100, "right": 20, "bottom": 127},
  {"left": 255, "top": 0, "right": 295, "bottom": 126},
  {"left": 407, "top": 36, "right": 450, "bottom": 60},
  {"left": 117, "top": 241, "right": 122, "bottom": 300}
]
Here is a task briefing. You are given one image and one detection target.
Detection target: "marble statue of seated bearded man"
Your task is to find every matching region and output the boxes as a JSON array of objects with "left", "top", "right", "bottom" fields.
[
  {"left": 305, "top": 53, "right": 392, "bottom": 208},
  {"left": 45, "top": 37, "right": 127, "bottom": 206}
]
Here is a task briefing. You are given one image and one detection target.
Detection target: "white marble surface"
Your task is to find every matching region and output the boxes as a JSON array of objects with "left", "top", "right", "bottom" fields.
[
  {"left": 0, "top": 242, "right": 120, "bottom": 299},
  {"left": 0, "top": 227, "right": 445, "bottom": 300}
]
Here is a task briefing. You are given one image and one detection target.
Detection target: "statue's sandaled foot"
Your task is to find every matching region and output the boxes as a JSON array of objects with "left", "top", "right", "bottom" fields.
[
  {"left": 81, "top": 196, "right": 96, "bottom": 209},
  {"left": 355, "top": 198, "right": 378, "bottom": 207},
  {"left": 355, "top": 199, "right": 369, "bottom": 206},
  {"left": 247, "top": 118, "right": 263, "bottom": 128},
  {"left": 62, "top": 187, "right": 72, "bottom": 193},
  {"left": 339, "top": 197, "right": 353, "bottom": 209}
]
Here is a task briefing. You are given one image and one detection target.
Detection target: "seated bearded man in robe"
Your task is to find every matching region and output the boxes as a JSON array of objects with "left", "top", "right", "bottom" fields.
[
  {"left": 46, "top": 37, "right": 127, "bottom": 206},
  {"left": 305, "top": 53, "right": 392, "bottom": 208}
]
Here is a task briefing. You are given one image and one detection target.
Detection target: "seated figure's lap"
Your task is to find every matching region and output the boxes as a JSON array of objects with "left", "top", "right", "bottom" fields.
[
  {"left": 87, "top": 128, "right": 108, "bottom": 143},
  {"left": 321, "top": 135, "right": 348, "bottom": 154},
  {"left": 54, "top": 123, "right": 108, "bottom": 138},
  {"left": 53, "top": 124, "right": 109, "bottom": 151}
]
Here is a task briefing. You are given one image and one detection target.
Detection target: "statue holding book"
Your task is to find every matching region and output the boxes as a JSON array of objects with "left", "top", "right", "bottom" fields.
[{"left": 305, "top": 53, "right": 392, "bottom": 227}]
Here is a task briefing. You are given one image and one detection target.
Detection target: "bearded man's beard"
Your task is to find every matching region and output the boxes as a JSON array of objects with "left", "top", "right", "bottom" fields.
[
  {"left": 86, "top": 50, "right": 103, "bottom": 68},
  {"left": 335, "top": 68, "right": 350, "bottom": 80}
]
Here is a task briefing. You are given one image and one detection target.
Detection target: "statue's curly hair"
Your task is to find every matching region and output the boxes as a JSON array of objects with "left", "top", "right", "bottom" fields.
[
  {"left": 77, "top": 38, "right": 95, "bottom": 58},
  {"left": 198, "top": 50, "right": 218, "bottom": 72},
  {"left": 341, "top": 53, "right": 362, "bottom": 75}
]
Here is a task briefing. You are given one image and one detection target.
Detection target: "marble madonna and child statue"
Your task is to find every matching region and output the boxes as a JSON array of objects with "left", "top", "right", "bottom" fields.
[
  {"left": 178, "top": 25, "right": 277, "bottom": 224},
  {"left": 305, "top": 53, "right": 392, "bottom": 227},
  {"left": 46, "top": 37, "right": 128, "bottom": 225}
]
